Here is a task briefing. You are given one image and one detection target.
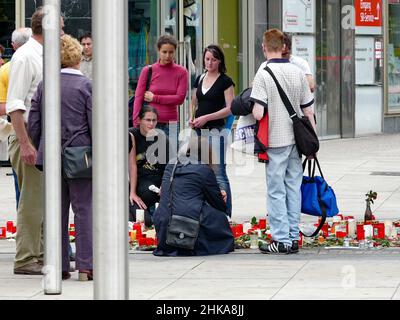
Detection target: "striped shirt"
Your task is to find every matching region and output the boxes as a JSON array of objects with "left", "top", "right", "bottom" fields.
[{"left": 250, "top": 58, "right": 314, "bottom": 148}]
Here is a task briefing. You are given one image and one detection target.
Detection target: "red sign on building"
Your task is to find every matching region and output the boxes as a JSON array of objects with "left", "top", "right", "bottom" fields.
[{"left": 355, "top": 0, "right": 382, "bottom": 27}]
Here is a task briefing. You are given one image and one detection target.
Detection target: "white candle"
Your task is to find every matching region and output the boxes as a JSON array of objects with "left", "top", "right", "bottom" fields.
[
  {"left": 347, "top": 219, "right": 356, "bottom": 238},
  {"left": 243, "top": 222, "right": 252, "bottom": 233},
  {"left": 250, "top": 234, "right": 258, "bottom": 249},
  {"left": 384, "top": 220, "right": 393, "bottom": 237},
  {"left": 363, "top": 224, "right": 373, "bottom": 238},
  {"left": 136, "top": 209, "right": 145, "bottom": 223}
]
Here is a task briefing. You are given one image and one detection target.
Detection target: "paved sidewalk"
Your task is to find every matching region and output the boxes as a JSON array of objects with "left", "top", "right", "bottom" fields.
[
  {"left": 1, "top": 133, "right": 400, "bottom": 300},
  {"left": 0, "top": 240, "right": 399, "bottom": 300}
]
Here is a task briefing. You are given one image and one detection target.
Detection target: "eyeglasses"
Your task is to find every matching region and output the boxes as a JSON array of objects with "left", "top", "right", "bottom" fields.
[{"left": 143, "top": 118, "right": 157, "bottom": 123}]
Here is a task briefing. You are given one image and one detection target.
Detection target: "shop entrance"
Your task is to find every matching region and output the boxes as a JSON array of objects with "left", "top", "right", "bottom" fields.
[{"left": 128, "top": 0, "right": 204, "bottom": 129}]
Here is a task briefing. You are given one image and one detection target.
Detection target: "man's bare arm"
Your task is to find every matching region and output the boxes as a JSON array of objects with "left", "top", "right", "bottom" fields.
[
  {"left": 10, "top": 110, "right": 37, "bottom": 166},
  {"left": 306, "top": 75, "right": 316, "bottom": 93},
  {"left": 303, "top": 106, "right": 317, "bottom": 131}
]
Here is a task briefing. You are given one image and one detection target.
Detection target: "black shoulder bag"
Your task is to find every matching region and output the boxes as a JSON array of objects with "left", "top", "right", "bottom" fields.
[
  {"left": 62, "top": 131, "right": 92, "bottom": 179},
  {"left": 264, "top": 66, "right": 319, "bottom": 157},
  {"left": 129, "top": 65, "right": 152, "bottom": 127},
  {"left": 165, "top": 160, "right": 201, "bottom": 250}
]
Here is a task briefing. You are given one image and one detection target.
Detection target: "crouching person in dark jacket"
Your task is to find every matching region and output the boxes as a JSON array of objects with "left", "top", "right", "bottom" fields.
[{"left": 153, "top": 137, "right": 234, "bottom": 256}]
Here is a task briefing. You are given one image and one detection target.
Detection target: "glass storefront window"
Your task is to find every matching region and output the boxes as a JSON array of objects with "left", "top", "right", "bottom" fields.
[
  {"left": 25, "top": 1, "right": 91, "bottom": 39},
  {"left": 128, "top": 0, "right": 158, "bottom": 97},
  {"left": 0, "top": 0, "right": 16, "bottom": 62},
  {"left": 315, "top": 0, "right": 341, "bottom": 138},
  {"left": 129, "top": 0, "right": 203, "bottom": 95},
  {"left": 184, "top": 0, "right": 203, "bottom": 84},
  {"left": 388, "top": 2, "right": 400, "bottom": 112}
]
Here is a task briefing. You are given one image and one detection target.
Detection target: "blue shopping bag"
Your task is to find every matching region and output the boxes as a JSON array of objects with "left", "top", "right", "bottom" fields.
[{"left": 301, "top": 158, "right": 339, "bottom": 237}]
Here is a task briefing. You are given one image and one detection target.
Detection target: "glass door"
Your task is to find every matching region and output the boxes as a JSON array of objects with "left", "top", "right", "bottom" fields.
[
  {"left": 160, "top": 0, "right": 204, "bottom": 131},
  {"left": 315, "top": 0, "right": 342, "bottom": 139},
  {"left": 128, "top": 0, "right": 158, "bottom": 98},
  {"left": 128, "top": 0, "right": 204, "bottom": 130}
]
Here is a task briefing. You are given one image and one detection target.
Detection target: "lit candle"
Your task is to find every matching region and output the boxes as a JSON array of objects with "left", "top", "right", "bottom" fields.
[
  {"left": 243, "top": 222, "right": 252, "bottom": 233},
  {"left": 363, "top": 224, "right": 373, "bottom": 238},
  {"left": 249, "top": 234, "right": 258, "bottom": 249},
  {"left": 347, "top": 219, "right": 356, "bottom": 238},
  {"left": 384, "top": 220, "right": 393, "bottom": 237},
  {"left": 357, "top": 224, "right": 365, "bottom": 240},
  {"left": 259, "top": 219, "right": 267, "bottom": 229},
  {"left": 136, "top": 209, "right": 145, "bottom": 223},
  {"left": 336, "top": 231, "right": 347, "bottom": 239},
  {"left": 0, "top": 227, "right": 6, "bottom": 239},
  {"left": 6, "top": 221, "right": 14, "bottom": 233},
  {"left": 133, "top": 223, "right": 142, "bottom": 238}
]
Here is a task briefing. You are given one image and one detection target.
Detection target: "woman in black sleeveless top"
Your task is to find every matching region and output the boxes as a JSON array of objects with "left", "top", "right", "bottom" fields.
[{"left": 189, "top": 45, "right": 235, "bottom": 216}]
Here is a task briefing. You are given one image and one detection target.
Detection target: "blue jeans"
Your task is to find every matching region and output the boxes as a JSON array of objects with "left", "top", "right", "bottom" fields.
[
  {"left": 266, "top": 145, "right": 302, "bottom": 246},
  {"left": 195, "top": 127, "right": 232, "bottom": 217}
]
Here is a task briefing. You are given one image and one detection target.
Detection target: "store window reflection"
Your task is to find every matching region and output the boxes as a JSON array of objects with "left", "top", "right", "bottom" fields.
[
  {"left": 161, "top": 0, "right": 177, "bottom": 36},
  {"left": 0, "top": 0, "right": 15, "bottom": 61},
  {"left": 184, "top": 0, "right": 203, "bottom": 83},
  {"left": 128, "top": 0, "right": 157, "bottom": 97},
  {"left": 388, "top": 2, "right": 400, "bottom": 112}
]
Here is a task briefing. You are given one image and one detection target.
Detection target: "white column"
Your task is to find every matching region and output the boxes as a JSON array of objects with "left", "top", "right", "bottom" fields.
[
  {"left": 43, "top": 0, "right": 62, "bottom": 295},
  {"left": 92, "top": 0, "right": 129, "bottom": 300}
]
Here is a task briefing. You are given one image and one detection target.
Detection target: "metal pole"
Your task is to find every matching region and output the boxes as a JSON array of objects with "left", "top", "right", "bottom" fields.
[
  {"left": 93, "top": 0, "right": 129, "bottom": 300},
  {"left": 43, "top": 0, "right": 61, "bottom": 295}
]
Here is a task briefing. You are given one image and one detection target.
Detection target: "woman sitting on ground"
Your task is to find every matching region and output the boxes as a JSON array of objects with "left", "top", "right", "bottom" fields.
[
  {"left": 153, "top": 136, "right": 234, "bottom": 256},
  {"left": 129, "top": 106, "right": 168, "bottom": 226}
]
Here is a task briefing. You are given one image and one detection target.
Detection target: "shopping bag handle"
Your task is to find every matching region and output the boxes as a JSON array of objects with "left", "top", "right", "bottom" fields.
[
  {"left": 300, "top": 204, "right": 327, "bottom": 238},
  {"left": 302, "top": 157, "right": 325, "bottom": 180},
  {"left": 300, "top": 156, "right": 327, "bottom": 237}
]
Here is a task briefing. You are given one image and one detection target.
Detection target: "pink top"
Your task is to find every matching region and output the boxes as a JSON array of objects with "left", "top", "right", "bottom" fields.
[{"left": 133, "top": 61, "right": 188, "bottom": 125}]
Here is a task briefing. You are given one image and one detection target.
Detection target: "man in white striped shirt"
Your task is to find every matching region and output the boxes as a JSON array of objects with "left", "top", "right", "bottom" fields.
[
  {"left": 6, "top": 7, "right": 64, "bottom": 275},
  {"left": 251, "top": 29, "right": 316, "bottom": 254}
]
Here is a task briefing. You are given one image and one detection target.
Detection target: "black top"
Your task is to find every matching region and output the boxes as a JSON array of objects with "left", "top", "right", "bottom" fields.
[
  {"left": 129, "top": 128, "right": 169, "bottom": 180},
  {"left": 194, "top": 73, "right": 235, "bottom": 129}
]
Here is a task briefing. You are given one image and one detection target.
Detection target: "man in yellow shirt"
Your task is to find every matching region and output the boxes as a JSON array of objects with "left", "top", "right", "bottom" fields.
[
  {"left": 0, "top": 28, "right": 32, "bottom": 209},
  {"left": 0, "top": 44, "right": 5, "bottom": 67},
  {"left": 0, "top": 61, "right": 13, "bottom": 139}
]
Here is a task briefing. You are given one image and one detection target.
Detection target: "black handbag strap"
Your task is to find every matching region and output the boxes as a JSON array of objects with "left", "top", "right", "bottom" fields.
[
  {"left": 264, "top": 66, "right": 299, "bottom": 121},
  {"left": 167, "top": 159, "right": 203, "bottom": 224},
  {"left": 62, "top": 129, "right": 89, "bottom": 153},
  {"left": 168, "top": 159, "right": 180, "bottom": 213},
  {"left": 300, "top": 157, "right": 327, "bottom": 238}
]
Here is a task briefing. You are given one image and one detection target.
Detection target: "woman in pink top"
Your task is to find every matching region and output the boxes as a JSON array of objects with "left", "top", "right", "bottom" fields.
[{"left": 133, "top": 35, "right": 188, "bottom": 149}]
